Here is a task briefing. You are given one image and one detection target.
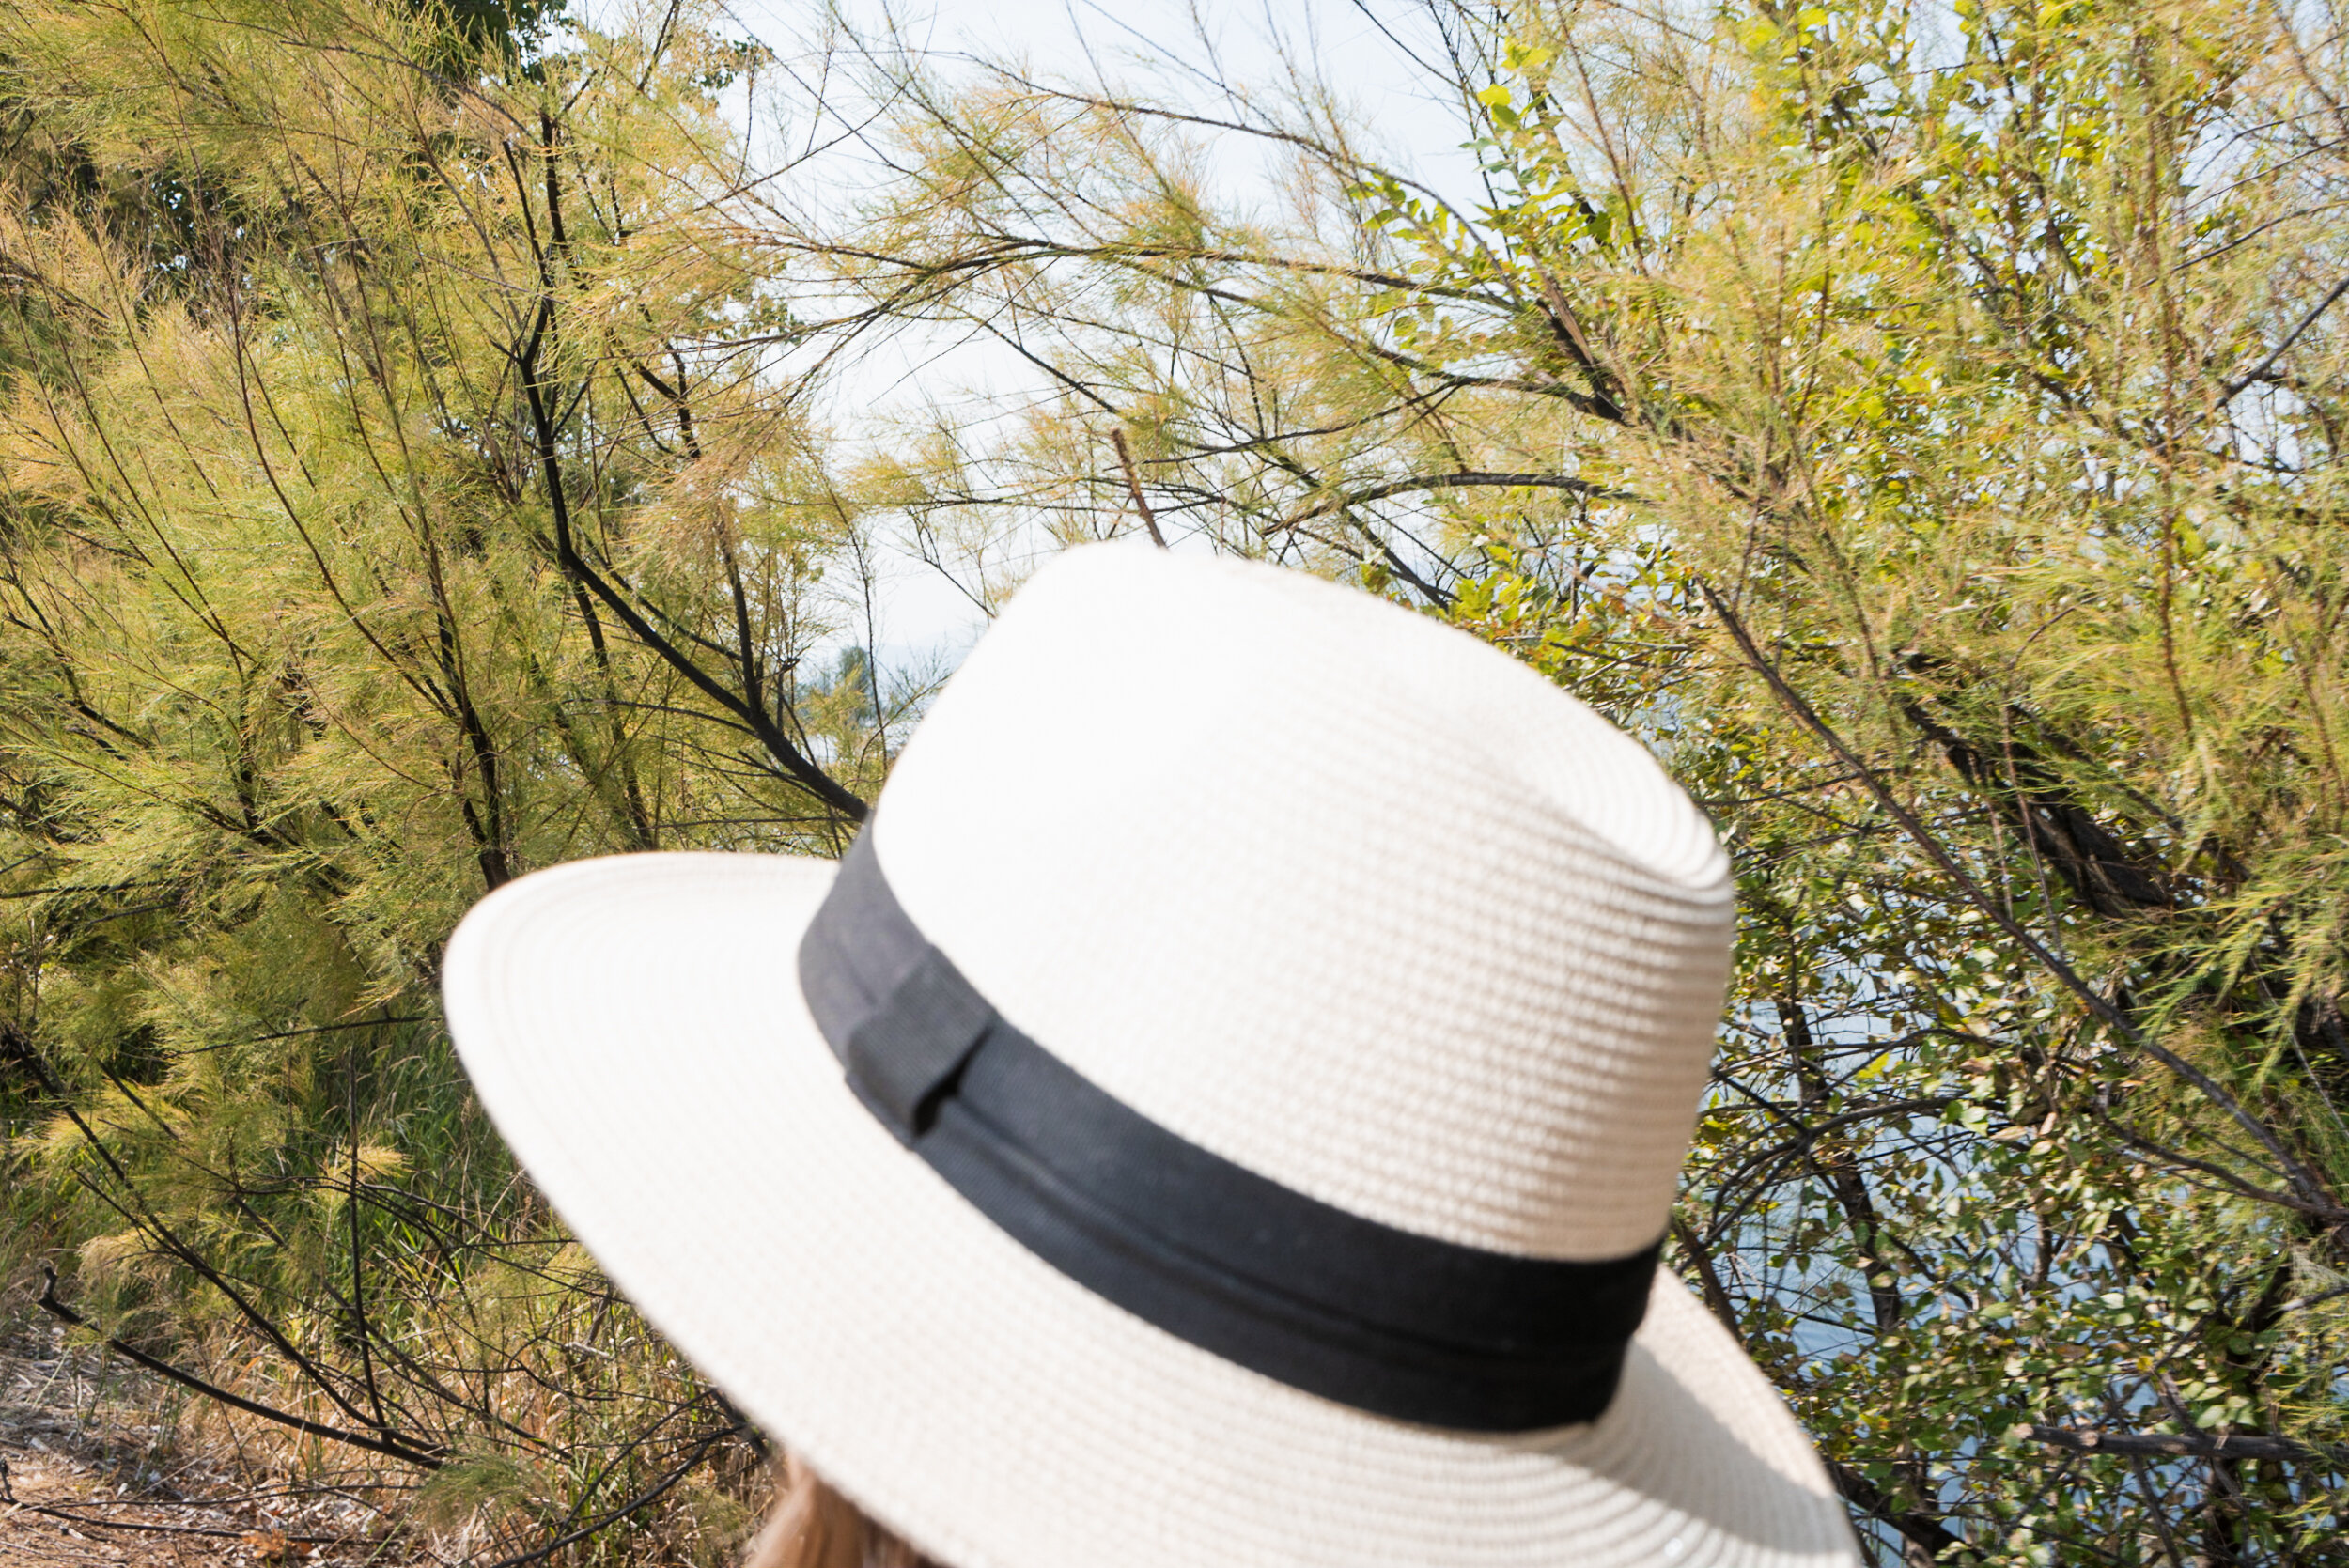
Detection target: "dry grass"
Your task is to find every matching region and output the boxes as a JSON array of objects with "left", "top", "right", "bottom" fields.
[{"left": 0, "top": 1321, "right": 410, "bottom": 1565}]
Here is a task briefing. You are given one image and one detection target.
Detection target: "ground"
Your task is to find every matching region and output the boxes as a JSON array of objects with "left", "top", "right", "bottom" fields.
[{"left": 0, "top": 1327, "right": 399, "bottom": 1567}]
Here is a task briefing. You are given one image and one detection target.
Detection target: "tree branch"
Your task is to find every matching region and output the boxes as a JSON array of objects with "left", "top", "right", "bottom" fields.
[
  {"left": 1699, "top": 581, "right": 2340, "bottom": 1218},
  {"left": 1110, "top": 428, "right": 1168, "bottom": 547},
  {"left": 1828, "top": 1462, "right": 1977, "bottom": 1563},
  {"left": 2027, "top": 1425, "right": 2345, "bottom": 1465},
  {"left": 36, "top": 1269, "right": 444, "bottom": 1470}
]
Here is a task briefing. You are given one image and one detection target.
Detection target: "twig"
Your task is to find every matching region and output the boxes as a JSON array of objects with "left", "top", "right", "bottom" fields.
[
  {"left": 3, "top": 1024, "right": 438, "bottom": 1446},
  {"left": 2219, "top": 272, "right": 2349, "bottom": 401},
  {"left": 2091, "top": 1102, "right": 2348, "bottom": 1219},
  {"left": 2027, "top": 1425, "right": 2346, "bottom": 1464},
  {"left": 1110, "top": 428, "right": 1168, "bottom": 547},
  {"left": 1697, "top": 582, "right": 2342, "bottom": 1218},
  {"left": 469, "top": 1422, "right": 740, "bottom": 1568},
  {"left": 1668, "top": 1214, "right": 1741, "bottom": 1333},
  {"left": 1828, "top": 1461, "right": 1980, "bottom": 1564},
  {"left": 35, "top": 1269, "right": 444, "bottom": 1470},
  {"left": 0, "top": 1491, "right": 381, "bottom": 1552},
  {"left": 1275, "top": 470, "right": 1633, "bottom": 534}
]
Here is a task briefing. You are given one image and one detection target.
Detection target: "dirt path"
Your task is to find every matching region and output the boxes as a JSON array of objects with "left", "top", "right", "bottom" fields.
[{"left": 0, "top": 1328, "right": 403, "bottom": 1566}]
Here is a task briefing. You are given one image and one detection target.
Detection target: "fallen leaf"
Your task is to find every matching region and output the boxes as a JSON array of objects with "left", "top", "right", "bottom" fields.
[{"left": 243, "top": 1529, "right": 294, "bottom": 1562}]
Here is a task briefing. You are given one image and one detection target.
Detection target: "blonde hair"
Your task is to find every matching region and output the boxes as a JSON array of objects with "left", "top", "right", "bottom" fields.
[{"left": 742, "top": 1455, "right": 940, "bottom": 1568}]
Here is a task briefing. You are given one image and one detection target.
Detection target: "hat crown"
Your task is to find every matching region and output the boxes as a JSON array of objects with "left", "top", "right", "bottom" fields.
[{"left": 873, "top": 544, "right": 1733, "bottom": 1261}]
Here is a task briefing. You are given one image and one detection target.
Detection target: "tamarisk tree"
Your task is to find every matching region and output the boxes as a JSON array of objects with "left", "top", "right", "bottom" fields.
[
  {"left": 780, "top": 0, "right": 2349, "bottom": 1560},
  {"left": 8, "top": 0, "right": 2349, "bottom": 1560},
  {"left": 0, "top": 0, "right": 891, "bottom": 1556}
]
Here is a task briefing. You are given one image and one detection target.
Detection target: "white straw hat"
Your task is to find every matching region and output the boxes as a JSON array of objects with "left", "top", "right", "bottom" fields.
[{"left": 443, "top": 542, "right": 1858, "bottom": 1568}]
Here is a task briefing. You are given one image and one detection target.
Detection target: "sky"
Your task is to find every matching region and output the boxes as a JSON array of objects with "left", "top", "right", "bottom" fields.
[{"left": 587, "top": 0, "right": 1491, "bottom": 685}]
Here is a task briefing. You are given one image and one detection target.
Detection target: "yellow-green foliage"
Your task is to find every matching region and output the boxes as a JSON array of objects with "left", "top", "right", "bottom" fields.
[
  {"left": 780, "top": 0, "right": 2349, "bottom": 1558},
  {"left": 8, "top": 0, "right": 2349, "bottom": 1561},
  {"left": 0, "top": 1, "right": 879, "bottom": 1559}
]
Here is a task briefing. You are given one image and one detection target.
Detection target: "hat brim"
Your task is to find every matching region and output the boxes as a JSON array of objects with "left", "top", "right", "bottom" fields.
[{"left": 443, "top": 852, "right": 1857, "bottom": 1568}]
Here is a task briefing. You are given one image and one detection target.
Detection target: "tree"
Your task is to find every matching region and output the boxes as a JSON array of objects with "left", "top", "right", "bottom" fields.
[
  {"left": 0, "top": 0, "right": 898, "bottom": 1556},
  {"left": 770, "top": 0, "right": 2349, "bottom": 1559},
  {"left": 8, "top": 0, "right": 2349, "bottom": 1562}
]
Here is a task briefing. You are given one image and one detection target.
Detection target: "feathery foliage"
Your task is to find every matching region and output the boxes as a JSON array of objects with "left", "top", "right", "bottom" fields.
[
  {"left": 786, "top": 0, "right": 2349, "bottom": 1559},
  {"left": 7, "top": 0, "right": 2349, "bottom": 1563},
  {"left": 0, "top": 0, "right": 884, "bottom": 1557}
]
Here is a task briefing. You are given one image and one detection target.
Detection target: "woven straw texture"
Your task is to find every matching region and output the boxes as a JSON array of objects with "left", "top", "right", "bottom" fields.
[
  {"left": 443, "top": 544, "right": 1859, "bottom": 1568},
  {"left": 881, "top": 544, "right": 1732, "bottom": 1259}
]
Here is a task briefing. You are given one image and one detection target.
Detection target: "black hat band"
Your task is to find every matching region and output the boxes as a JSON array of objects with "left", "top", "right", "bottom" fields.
[{"left": 795, "top": 831, "right": 1660, "bottom": 1433}]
